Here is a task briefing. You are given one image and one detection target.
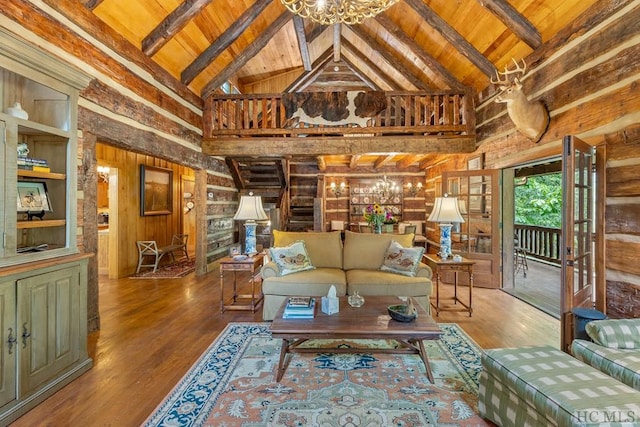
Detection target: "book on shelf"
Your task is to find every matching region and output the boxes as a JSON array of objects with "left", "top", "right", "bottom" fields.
[
  {"left": 283, "top": 297, "right": 316, "bottom": 319},
  {"left": 17, "top": 157, "right": 49, "bottom": 167},
  {"left": 32, "top": 165, "right": 51, "bottom": 173}
]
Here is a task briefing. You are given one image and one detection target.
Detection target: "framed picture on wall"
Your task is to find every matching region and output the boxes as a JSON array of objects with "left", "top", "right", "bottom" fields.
[{"left": 140, "top": 165, "right": 173, "bottom": 216}]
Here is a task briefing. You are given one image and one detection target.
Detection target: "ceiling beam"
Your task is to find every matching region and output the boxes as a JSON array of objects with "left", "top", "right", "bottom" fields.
[
  {"left": 396, "top": 154, "right": 422, "bottom": 169},
  {"left": 142, "top": 0, "right": 213, "bottom": 57},
  {"left": 347, "top": 25, "right": 431, "bottom": 91},
  {"left": 404, "top": 0, "right": 497, "bottom": 78},
  {"left": 285, "top": 48, "right": 334, "bottom": 92},
  {"left": 333, "top": 23, "right": 341, "bottom": 62},
  {"left": 293, "top": 16, "right": 312, "bottom": 71},
  {"left": 80, "top": 0, "right": 104, "bottom": 10},
  {"left": 340, "top": 56, "right": 379, "bottom": 90},
  {"left": 341, "top": 38, "right": 400, "bottom": 90},
  {"left": 374, "top": 154, "right": 395, "bottom": 169},
  {"left": 478, "top": 0, "right": 542, "bottom": 49},
  {"left": 182, "top": 0, "right": 273, "bottom": 85},
  {"left": 203, "top": 135, "right": 475, "bottom": 156},
  {"left": 201, "top": 10, "right": 292, "bottom": 97},
  {"left": 306, "top": 22, "right": 328, "bottom": 44},
  {"left": 374, "top": 14, "right": 464, "bottom": 91}
]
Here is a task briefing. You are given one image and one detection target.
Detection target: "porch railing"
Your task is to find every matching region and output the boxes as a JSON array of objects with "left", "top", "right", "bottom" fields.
[
  {"left": 209, "top": 90, "right": 474, "bottom": 138},
  {"left": 515, "top": 224, "right": 561, "bottom": 265}
]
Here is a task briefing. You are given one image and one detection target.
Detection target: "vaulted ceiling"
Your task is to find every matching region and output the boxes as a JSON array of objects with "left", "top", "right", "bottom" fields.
[
  {"left": 83, "top": 0, "right": 600, "bottom": 168},
  {"left": 86, "top": 0, "right": 598, "bottom": 96}
]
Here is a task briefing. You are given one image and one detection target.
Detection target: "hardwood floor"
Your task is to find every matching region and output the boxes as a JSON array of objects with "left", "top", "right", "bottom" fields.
[{"left": 10, "top": 261, "right": 559, "bottom": 426}]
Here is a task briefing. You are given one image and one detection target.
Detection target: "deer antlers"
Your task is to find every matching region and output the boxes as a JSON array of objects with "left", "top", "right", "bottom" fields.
[{"left": 490, "top": 58, "right": 527, "bottom": 86}]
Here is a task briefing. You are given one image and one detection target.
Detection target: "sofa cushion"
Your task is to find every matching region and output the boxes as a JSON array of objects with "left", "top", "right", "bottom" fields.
[
  {"left": 346, "top": 269, "right": 432, "bottom": 297},
  {"left": 269, "top": 240, "right": 315, "bottom": 276},
  {"left": 343, "top": 231, "right": 414, "bottom": 271},
  {"left": 273, "top": 230, "right": 343, "bottom": 269},
  {"left": 261, "top": 267, "right": 347, "bottom": 296},
  {"left": 380, "top": 240, "right": 425, "bottom": 277},
  {"left": 586, "top": 318, "right": 640, "bottom": 349},
  {"left": 571, "top": 339, "right": 640, "bottom": 390}
]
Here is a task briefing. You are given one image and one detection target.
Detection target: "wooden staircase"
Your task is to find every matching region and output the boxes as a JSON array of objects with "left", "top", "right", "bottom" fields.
[
  {"left": 287, "top": 177, "right": 315, "bottom": 231},
  {"left": 225, "top": 158, "right": 318, "bottom": 232}
]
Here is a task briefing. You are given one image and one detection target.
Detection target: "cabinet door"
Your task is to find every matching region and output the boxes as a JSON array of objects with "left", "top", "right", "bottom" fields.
[
  {"left": 17, "top": 266, "right": 81, "bottom": 396},
  {"left": 0, "top": 281, "right": 16, "bottom": 408}
]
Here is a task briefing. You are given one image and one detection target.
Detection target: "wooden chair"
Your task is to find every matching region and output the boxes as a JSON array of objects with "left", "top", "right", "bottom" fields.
[
  {"left": 407, "top": 221, "right": 427, "bottom": 248},
  {"left": 136, "top": 234, "right": 189, "bottom": 273}
]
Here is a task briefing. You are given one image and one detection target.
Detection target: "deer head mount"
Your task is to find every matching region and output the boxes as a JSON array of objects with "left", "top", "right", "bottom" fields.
[{"left": 491, "top": 58, "right": 549, "bottom": 143}]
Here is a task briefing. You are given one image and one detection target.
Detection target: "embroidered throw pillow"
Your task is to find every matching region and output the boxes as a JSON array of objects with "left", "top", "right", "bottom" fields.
[
  {"left": 269, "top": 241, "right": 315, "bottom": 276},
  {"left": 380, "top": 240, "right": 424, "bottom": 277}
]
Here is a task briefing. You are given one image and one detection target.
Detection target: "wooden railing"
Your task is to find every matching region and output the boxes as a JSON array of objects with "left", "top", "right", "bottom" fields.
[
  {"left": 515, "top": 224, "right": 561, "bottom": 265},
  {"left": 210, "top": 90, "right": 474, "bottom": 138}
]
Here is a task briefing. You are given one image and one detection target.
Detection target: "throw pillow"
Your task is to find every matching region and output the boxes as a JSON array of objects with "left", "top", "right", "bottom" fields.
[
  {"left": 586, "top": 319, "right": 640, "bottom": 349},
  {"left": 380, "top": 240, "right": 424, "bottom": 277},
  {"left": 269, "top": 240, "right": 315, "bottom": 276}
]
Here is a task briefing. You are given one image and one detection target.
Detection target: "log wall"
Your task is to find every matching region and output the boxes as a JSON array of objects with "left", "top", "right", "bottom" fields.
[{"left": 467, "top": 0, "right": 640, "bottom": 317}]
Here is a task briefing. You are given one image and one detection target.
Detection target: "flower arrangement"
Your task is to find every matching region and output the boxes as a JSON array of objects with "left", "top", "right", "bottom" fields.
[{"left": 364, "top": 204, "right": 397, "bottom": 228}]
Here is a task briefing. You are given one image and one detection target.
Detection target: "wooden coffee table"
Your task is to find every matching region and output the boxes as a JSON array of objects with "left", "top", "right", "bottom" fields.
[{"left": 270, "top": 296, "right": 442, "bottom": 383}]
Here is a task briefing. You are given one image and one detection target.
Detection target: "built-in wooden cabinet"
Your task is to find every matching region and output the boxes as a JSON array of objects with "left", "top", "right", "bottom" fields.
[
  {"left": 348, "top": 179, "right": 403, "bottom": 225},
  {"left": 0, "top": 28, "right": 93, "bottom": 423},
  {"left": 0, "top": 28, "right": 91, "bottom": 267}
]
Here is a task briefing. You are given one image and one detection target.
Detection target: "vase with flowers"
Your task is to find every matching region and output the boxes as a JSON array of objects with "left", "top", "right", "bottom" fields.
[{"left": 364, "top": 203, "right": 394, "bottom": 234}]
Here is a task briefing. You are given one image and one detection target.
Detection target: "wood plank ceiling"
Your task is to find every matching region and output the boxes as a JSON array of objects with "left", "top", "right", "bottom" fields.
[{"left": 83, "top": 0, "right": 599, "bottom": 168}]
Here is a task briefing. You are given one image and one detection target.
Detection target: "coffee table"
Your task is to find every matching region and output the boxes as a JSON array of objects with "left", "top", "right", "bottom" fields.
[{"left": 270, "top": 296, "right": 442, "bottom": 383}]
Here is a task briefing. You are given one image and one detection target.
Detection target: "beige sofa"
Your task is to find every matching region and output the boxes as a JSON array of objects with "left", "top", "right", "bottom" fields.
[{"left": 260, "top": 230, "right": 433, "bottom": 320}]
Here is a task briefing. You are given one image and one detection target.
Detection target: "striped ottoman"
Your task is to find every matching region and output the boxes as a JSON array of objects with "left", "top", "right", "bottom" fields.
[{"left": 478, "top": 346, "right": 640, "bottom": 427}]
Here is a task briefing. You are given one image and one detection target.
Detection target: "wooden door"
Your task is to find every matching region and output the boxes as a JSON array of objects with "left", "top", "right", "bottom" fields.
[
  {"left": 18, "top": 266, "right": 81, "bottom": 395},
  {"left": 442, "top": 169, "right": 501, "bottom": 288},
  {"left": 181, "top": 175, "right": 196, "bottom": 256},
  {"left": 561, "top": 136, "right": 595, "bottom": 351}
]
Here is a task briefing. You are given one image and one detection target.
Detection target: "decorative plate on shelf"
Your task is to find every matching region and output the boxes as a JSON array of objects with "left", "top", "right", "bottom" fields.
[
  {"left": 351, "top": 197, "right": 358, "bottom": 204},
  {"left": 363, "top": 197, "right": 370, "bottom": 204},
  {"left": 353, "top": 188, "right": 360, "bottom": 193},
  {"left": 393, "top": 197, "right": 401, "bottom": 203}
]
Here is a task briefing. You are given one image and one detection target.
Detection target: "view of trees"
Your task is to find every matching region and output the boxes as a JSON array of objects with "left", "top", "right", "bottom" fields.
[{"left": 515, "top": 174, "right": 562, "bottom": 228}]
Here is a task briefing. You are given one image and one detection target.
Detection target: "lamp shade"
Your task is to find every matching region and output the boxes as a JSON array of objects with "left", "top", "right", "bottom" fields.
[
  {"left": 233, "top": 195, "right": 268, "bottom": 221},
  {"left": 428, "top": 195, "right": 465, "bottom": 224}
]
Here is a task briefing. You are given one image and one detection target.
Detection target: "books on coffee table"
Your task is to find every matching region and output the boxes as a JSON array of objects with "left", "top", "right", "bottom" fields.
[{"left": 283, "top": 297, "right": 316, "bottom": 319}]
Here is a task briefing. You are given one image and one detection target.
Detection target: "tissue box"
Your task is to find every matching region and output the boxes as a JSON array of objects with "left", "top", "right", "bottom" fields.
[{"left": 321, "top": 296, "right": 339, "bottom": 315}]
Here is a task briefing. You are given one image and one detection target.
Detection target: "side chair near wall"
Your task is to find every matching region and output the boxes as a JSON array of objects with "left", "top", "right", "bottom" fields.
[{"left": 136, "top": 234, "right": 189, "bottom": 273}]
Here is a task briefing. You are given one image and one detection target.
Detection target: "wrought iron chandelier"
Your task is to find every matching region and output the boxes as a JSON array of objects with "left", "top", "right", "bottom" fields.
[
  {"left": 374, "top": 175, "right": 400, "bottom": 200},
  {"left": 280, "top": 0, "right": 399, "bottom": 25}
]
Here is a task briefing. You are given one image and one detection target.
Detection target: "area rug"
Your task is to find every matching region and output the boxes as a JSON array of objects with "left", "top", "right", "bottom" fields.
[
  {"left": 130, "top": 258, "right": 194, "bottom": 279},
  {"left": 144, "top": 322, "right": 489, "bottom": 426}
]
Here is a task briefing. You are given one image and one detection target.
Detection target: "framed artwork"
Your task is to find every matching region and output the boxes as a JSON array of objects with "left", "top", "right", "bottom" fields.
[
  {"left": 17, "top": 181, "right": 52, "bottom": 213},
  {"left": 229, "top": 244, "right": 241, "bottom": 257},
  {"left": 140, "top": 165, "right": 173, "bottom": 216}
]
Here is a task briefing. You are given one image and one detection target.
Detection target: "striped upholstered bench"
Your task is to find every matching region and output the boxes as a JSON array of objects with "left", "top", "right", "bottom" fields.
[
  {"left": 478, "top": 346, "right": 640, "bottom": 426},
  {"left": 571, "top": 319, "right": 640, "bottom": 391}
]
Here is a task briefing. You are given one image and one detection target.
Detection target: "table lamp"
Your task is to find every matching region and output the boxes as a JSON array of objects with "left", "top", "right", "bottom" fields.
[
  {"left": 233, "top": 192, "right": 268, "bottom": 256},
  {"left": 428, "top": 194, "right": 464, "bottom": 259}
]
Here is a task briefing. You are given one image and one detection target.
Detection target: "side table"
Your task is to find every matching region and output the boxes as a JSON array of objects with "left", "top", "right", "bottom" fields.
[
  {"left": 220, "top": 253, "right": 264, "bottom": 313},
  {"left": 423, "top": 254, "right": 475, "bottom": 317}
]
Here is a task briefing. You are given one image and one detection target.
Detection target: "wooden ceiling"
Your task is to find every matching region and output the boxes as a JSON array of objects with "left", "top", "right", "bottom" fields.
[{"left": 84, "top": 0, "right": 600, "bottom": 168}]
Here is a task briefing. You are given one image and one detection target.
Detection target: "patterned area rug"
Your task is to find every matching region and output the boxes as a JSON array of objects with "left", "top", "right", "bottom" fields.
[
  {"left": 130, "top": 258, "right": 194, "bottom": 279},
  {"left": 143, "top": 323, "right": 489, "bottom": 427}
]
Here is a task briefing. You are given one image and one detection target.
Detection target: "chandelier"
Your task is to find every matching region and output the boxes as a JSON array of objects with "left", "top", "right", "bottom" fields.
[
  {"left": 374, "top": 175, "right": 399, "bottom": 201},
  {"left": 280, "top": 0, "right": 399, "bottom": 25}
]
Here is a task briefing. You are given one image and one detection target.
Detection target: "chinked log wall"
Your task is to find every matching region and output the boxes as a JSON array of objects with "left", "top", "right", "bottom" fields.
[
  {"left": 209, "top": 91, "right": 474, "bottom": 138},
  {"left": 471, "top": 0, "right": 640, "bottom": 317}
]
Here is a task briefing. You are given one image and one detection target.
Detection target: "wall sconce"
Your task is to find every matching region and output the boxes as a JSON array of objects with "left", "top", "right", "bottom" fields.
[
  {"left": 97, "top": 165, "right": 110, "bottom": 183},
  {"left": 406, "top": 182, "right": 423, "bottom": 197},
  {"left": 330, "top": 182, "right": 346, "bottom": 198}
]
